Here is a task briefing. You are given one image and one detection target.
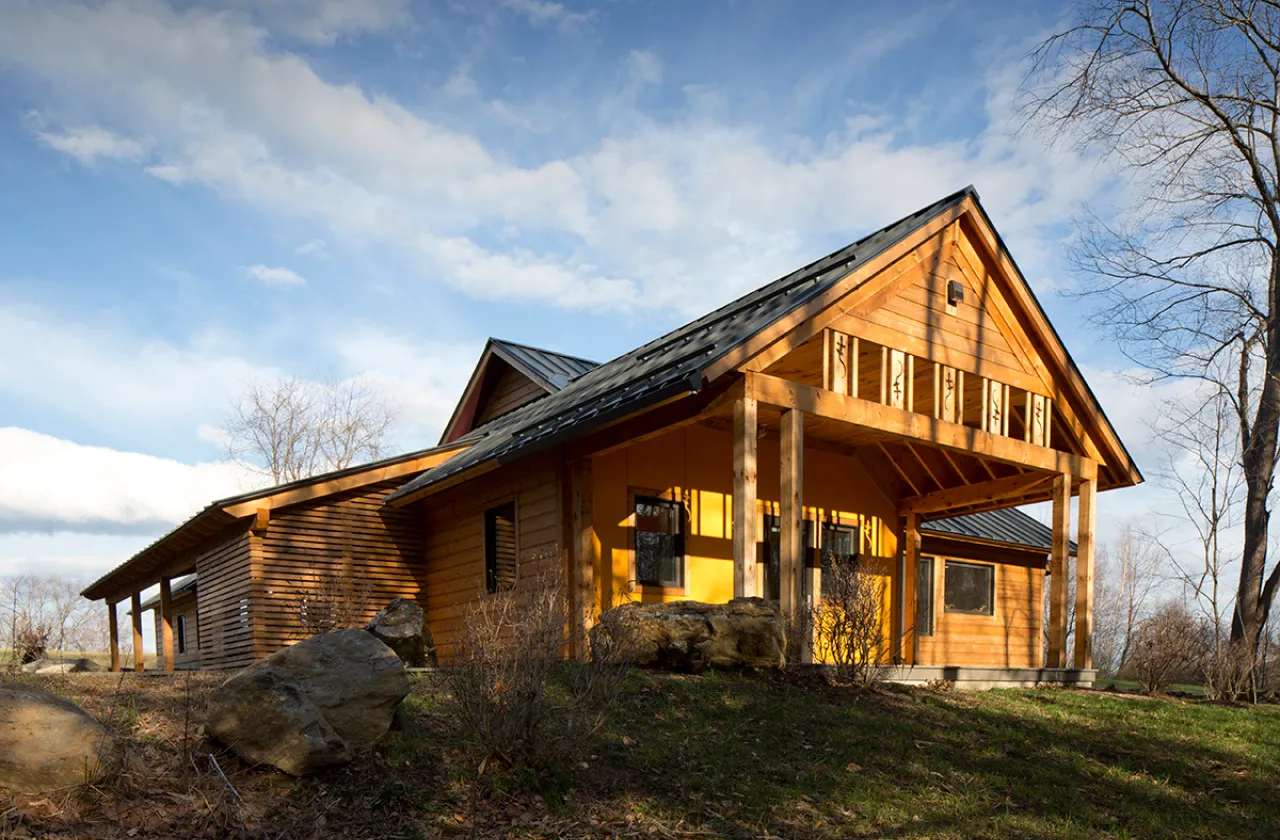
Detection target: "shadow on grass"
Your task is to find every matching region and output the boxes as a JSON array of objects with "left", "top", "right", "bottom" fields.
[{"left": 582, "top": 671, "right": 1280, "bottom": 839}]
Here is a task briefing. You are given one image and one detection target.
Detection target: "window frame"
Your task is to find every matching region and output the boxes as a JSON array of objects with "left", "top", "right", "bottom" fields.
[
  {"left": 942, "top": 559, "right": 996, "bottom": 617},
  {"left": 483, "top": 498, "right": 519, "bottom": 594},
  {"left": 915, "top": 555, "right": 936, "bottom": 637},
  {"left": 818, "top": 520, "right": 859, "bottom": 601},
  {"left": 758, "top": 509, "right": 817, "bottom": 602},
  {"left": 628, "top": 487, "right": 688, "bottom": 594}
]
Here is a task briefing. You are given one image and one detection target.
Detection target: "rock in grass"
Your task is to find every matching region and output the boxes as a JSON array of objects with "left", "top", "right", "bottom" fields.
[
  {"left": 205, "top": 629, "right": 409, "bottom": 776},
  {"left": 0, "top": 683, "right": 111, "bottom": 791},
  {"left": 365, "top": 598, "right": 435, "bottom": 667},
  {"left": 593, "top": 597, "right": 786, "bottom": 672}
]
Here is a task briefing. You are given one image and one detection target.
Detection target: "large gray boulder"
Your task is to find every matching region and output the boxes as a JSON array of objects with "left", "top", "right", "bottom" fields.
[
  {"left": 593, "top": 597, "right": 786, "bottom": 673},
  {"left": 365, "top": 598, "right": 435, "bottom": 667},
  {"left": 205, "top": 629, "right": 409, "bottom": 776},
  {"left": 0, "top": 683, "right": 111, "bottom": 790}
]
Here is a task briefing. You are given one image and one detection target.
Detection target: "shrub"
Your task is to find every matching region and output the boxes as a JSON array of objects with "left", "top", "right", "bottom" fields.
[
  {"left": 1202, "top": 639, "right": 1257, "bottom": 702},
  {"left": 1124, "top": 603, "right": 1206, "bottom": 695},
  {"left": 289, "top": 568, "right": 375, "bottom": 637},
  {"left": 14, "top": 619, "right": 51, "bottom": 663},
  {"left": 811, "top": 557, "right": 890, "bottom": 688},
  {"left": 447, "top": 567, "right": 628, "bottom": 782}
]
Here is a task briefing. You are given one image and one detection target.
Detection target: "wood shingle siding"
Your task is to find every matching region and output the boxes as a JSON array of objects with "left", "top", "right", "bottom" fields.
[{"left": 252, "top": 479, "right": 426, "bottom": 659}]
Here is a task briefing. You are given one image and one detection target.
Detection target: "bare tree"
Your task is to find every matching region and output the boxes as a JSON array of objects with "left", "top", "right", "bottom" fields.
[
  {"left": 1025, "top": 0, "right": 1280, "bottom": 651},
  {"left": 1, "top": 575, "right": 109, "bottom": 663},
  {"left": 1091, "top": 525, "right": 1163, "bottom": 674},
  {"left": 224, "top": 375, "right": 396, "bottom": 483},
  {"left": 1124, "top": 600, "right": 1208, "bottom": 694}
]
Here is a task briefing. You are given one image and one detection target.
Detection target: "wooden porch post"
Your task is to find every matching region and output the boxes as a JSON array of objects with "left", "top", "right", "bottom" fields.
[
  {"left": 159, "top": 577, "right": 175, "bottom": 672},
  {"left": 107, "top": 601, "right": 120, "bottom": 673},
  {"left": 130, "top": 591, "right": 145, "bottom": 673},
  {"left": 733, "top": 394, "right": 758, "bottom": 599},
  {"left": 1047, "top": 473, "right": 1071, "bottom": 668},
  {"left": 902, "top": 512, "right": 921, "bottom": 665},
  {"left": 571, "top": 460, "right": 597, "bottom": 660},
  {"left": 780, "top": 409, "right": 807, "bottom": 659},
  {"left": 1074, "top": 478, "right": 1097, "bottom": 670}
]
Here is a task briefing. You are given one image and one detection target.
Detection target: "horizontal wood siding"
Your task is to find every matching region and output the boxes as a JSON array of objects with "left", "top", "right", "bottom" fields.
[
  {"left": 195, "top": 527, "right": 255, "bottom": 671},
  {"left": 422, "top": 453, "right": 562, "bottom": 661},
  {"left": 915, "top": 554, "right": 1044, "bottom": 668},
  {"left": 475, "top": 364, "right": 545, "bottom": 426},
  {"left": 253, "top": 479, "right": 426, "bottom": 660}
]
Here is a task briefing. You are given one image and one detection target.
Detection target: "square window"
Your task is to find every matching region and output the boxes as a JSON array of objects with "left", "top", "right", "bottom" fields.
[
  {"left": 484, "top": 502, "right": 518, "bottom": 593},
  {"left": 634, "top": 496, "right": 684, "bottom": 589},
  {"left": 944, "top": 560, "right": 994, "bottom": 616}
]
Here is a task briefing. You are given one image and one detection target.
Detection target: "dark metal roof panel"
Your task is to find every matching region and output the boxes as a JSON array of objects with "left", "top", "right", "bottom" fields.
[
  {"left": 388, "top": 187, "right": 977, "bottom": 503},
  {"left": 922, "top": 507, "right": 1076, "bottom": 553},
  {"left": 489, "top": 339, "right": 598, "bottom": 391}
]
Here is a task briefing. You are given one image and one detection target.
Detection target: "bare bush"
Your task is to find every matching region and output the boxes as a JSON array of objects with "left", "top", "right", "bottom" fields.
[
  {"left": 811, "top": 557, "right": 890, "bottom": 688},
  {"left": 1124, "top": 603, "right": 1207, "bottom": 695},
  {"left": 288, "top": 569, "right": 375, "bottom": 637},
  {"left": 2, "top": 574, "right": 108, "bottom": 664},
  {"left": 447, "top": 566, "right": 628, "bottom": 779},
  {"left": 1202, "top": 639, "right": 1257, "bottom": 702}
]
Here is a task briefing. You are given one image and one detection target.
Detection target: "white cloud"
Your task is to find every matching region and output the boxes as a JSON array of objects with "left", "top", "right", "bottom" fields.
[
  {"left": 31, "top": 123, "right": 144, "bottom": 164},
  {"left": 295, "top": 238, "right": 327, "bottom": 256},
  {"left": 246, "top": 263, "right": 306, "bottom": 287},
  {"left": 500, "top": 0, "right": 591, "bottom": 31},
  {"left": 442, "top": 66, "right": 479, "bottom": 99},
  {"left": 233, "top": 0, "right": 410, "bottom": 45},
  {"left": 0, "top": 428, "right": 265, "bottom": 536},
  {"left": 624, "top": 50, "right": 662, "bottom": 85}
]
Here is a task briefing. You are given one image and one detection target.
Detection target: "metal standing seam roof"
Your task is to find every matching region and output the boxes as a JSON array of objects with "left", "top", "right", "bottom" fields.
[
  {"left": 923, "top": 507, "right": 1077, "bottom": 554},
  {"left": 138, "top": 574, "right": 197, "bottom": 611},
  {"left": 388, "top": 187, "right": 980, "bottom": 504},
  {"left": 488, "top": 338, "right": 598, "bottom": 392}
]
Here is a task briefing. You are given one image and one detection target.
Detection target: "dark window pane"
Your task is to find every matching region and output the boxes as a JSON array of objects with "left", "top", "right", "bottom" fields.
[
  {"left": 485, "top": 502, "right": 517, "bottom": 593},
  {"left": 762, "top": 516, "right": 817, "bottom": 601},
  {"left": 635, "top": 496, "right": 683, "bottom": 588},
  {"left": 819, "top": 524, "right": 857, "bottom": 600},
  {"left": 916, "top": 556, "right": 935, "bottom": 636},
  {"left": 944, "top": 560, "right": 994, "bottom": 616},
  {"left": 176, "top": 615, "right": 187, "bottom": 654}
]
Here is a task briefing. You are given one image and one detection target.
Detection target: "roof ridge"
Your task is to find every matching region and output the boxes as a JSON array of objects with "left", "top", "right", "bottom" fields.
[{"left": 487, "top": 337, "right": 600, "bottom": 367}]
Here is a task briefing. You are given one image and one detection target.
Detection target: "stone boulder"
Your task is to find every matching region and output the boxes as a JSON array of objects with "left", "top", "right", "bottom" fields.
[
  {"left": 365, "top": 598, "right": 435, "bottom": 667},
  {"left": 593, "top": 597, "right": 786, "bottom": 673},
  {"left": 205, "top": 628, "right": 409, "bottom": 776},
  {"left": 0, "top": 683, "right": 111, "bottom": 790},
  {"left": 21, "top": 658, "right": 105, "bottom": 675}
]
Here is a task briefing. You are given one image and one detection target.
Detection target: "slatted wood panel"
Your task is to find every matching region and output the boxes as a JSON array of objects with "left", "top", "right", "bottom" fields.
[
  {"left": 475, "top": 364, "right": 546, "bottom": 426},
  {"left": 253, "top": 479, "right": 426, "bottom": 659},
  {"left": 422, "top": 453, "right": 562, "bottom": 662},
  {"left": 915, "top": 556, "right": 1044, "bottom": 667},
  {"left": 195, "top": 527, "right": 255, "bottom": 671},
  {"left": 153, "top": 592, "right": 200, "bottom": 669}
]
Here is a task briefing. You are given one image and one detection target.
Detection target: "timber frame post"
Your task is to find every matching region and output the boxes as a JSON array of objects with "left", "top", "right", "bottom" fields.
[
  {"left": 902, "top": 512, "right": 920, "bottom": 664},
  {"left": 159, "top": 577, "right": 175, "bottom": 672},
  {"left": 1074, "top": 478, "right": 1097, "bottom": 670},
  {"left": 1047, "top": 473, "right": 1071, "bottom": 668},
  {"left": 107, "top": 601, "right": 120, "bottom": 673},
  {"left": 130, "top": 591, "right": 145, "bottom": 673},
  {"left": 733, "top": 394, "right": 758, "bottom": 598},
  {"left": 571, "top": 459, "right": 597, "bottom": 660},
  {"left": 780, "top": 408, "right": 808, "bottom": 661}
]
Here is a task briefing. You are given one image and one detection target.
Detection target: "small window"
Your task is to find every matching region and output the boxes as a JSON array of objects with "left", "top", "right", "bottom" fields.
[
  {"left": 819, "top": 523, "right": 858, "bottom": 600},
  {"left": 176, "top": 614, "right": 187, "bottom": 654},
  {"left": 944, "top": 560, "right": 994, "bottom": 616},
  {"left": 634, "top": 496, "right": 684, "bottom": 589},
  {"left": 484, "top": 502, "right": 518, "bottom": 593},
  {"left": 916, "top": 556, "right": 935, "bottom": 636}
]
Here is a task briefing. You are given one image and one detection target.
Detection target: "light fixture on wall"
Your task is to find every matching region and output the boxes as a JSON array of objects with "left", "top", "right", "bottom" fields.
[{"left": 947, "top": 279, "right": 965, "bottom": 308}]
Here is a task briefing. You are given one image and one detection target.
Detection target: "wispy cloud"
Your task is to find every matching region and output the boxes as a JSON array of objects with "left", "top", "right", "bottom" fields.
[
  {"left": 246, "top": 264, "right": 307, "bottom": 287},
  {"left": 500, "top": 0, "right": 591, "bottom": 31},
  {"left": 30, "top": 122, "right": 144, "bottom": 164},
  {"left": 295, "top": 238, "right": 327, "bottom": 256}
]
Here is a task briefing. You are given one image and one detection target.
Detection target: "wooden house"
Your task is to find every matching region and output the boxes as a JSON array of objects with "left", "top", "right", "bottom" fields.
[{"left": 82, "top": 187, "right": 1139, "bottom": 684}]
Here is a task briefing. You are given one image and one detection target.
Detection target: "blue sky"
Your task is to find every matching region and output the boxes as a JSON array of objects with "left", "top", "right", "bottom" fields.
[{"left": 0, "top": 0, "right": 1161, "bottom": 588}]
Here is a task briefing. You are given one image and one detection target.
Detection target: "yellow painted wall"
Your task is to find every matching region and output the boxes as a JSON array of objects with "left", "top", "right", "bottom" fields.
[{"left": 591, "top": 424, "right": 902, "bottom": 653}]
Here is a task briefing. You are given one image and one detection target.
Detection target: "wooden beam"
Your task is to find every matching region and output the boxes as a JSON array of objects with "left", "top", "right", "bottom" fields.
[
  {"left": 1074, "top": 477, "right": 1097, "bottom": 670},
  {"left": 879, "top": 443, "right": 923, "bottom": 495},
  {"left": 572, "top": 460, "right": 597, "bottom": 660},
  {"left": 780, "top": 409, "right": 803, "bottom": 619},
  {"left": 733, "top": 395, "right": 759, "bottom": 598},
  {"left": 107, "top": 601, "right": 120, "bottom": 673},
  {"left": 130, "top": 591, "right": 145, "bottom": 673},
  {"left": 1048, "top": 473, "right": 1071, "bottom": 668},
  {"left": 899, "top": 471, "right": 1054, "bottom": 518},
  {"left": 903, "top": 512, "right": 920, "bottom": 665},
  {"left": 250, "top": 507, "right": 270, "bottom": 535},
  {"left": 747, "top": 373, "right": 1098, "bottom": 480},
  {"left": 159, "top": 577, "right": 175, "bottom": 672},
  {"left": 905, "top": 444, "right": 946, "bottom": 493}
]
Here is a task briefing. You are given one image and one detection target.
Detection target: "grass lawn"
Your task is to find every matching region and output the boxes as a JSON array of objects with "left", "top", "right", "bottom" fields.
[{"left": 1, "top": 669, "right": 1277, "bottom": 838}]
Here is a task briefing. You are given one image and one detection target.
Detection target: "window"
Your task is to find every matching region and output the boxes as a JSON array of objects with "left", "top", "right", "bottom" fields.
[
  {"left": 634, "top": 495, "right": 684, "bottom": 589},
  {"left": 819, "top": 523, "right": 858, "bottom": 600},
  {"left": 759, "top": 514, "right": 815, "bottom": 601},
  {"left": 944, "top": 560, "right": 994, "bottom": 616},
  {"left": 176, "top": 615, "right": 187, "bottom": 654},
  {"left": 484, "top": 502, "right": 518, "bottom": 593},
  {"left": 916, "top": 556, "right": 935, "bottom": 636}
]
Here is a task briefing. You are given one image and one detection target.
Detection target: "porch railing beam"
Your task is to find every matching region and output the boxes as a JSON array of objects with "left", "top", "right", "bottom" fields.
[{"left": 899, "top": 471, "right": 1054, "bottom": 518}]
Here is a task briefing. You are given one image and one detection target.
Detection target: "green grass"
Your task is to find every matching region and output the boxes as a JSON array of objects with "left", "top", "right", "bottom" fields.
[
  {"left": 1095, "top": 676, "right": 1207, "bottom": 696},
  {"left": 405, "top": 670, "right": 1280, "bottom": 839}
]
